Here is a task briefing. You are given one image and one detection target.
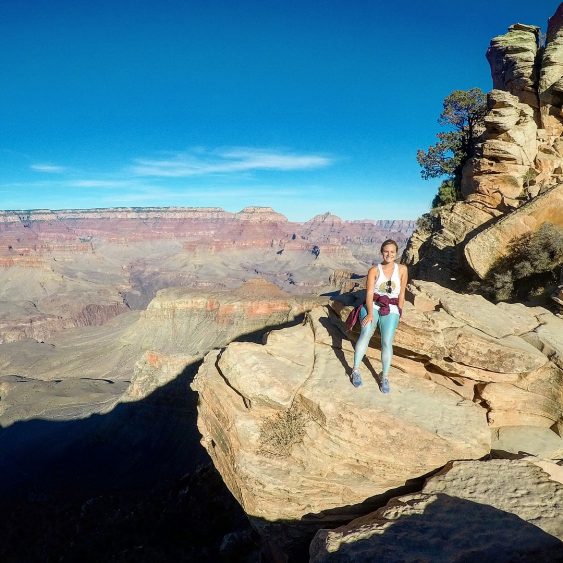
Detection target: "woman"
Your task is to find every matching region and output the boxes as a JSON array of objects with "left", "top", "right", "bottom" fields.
[{"left": 350, "top": 239, "right": 407, "bottom": 393}]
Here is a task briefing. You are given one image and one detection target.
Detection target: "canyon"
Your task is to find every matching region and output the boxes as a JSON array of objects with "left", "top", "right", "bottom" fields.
[
  {"left": 0, "top": 206, "right": 413, "bottom": 342},
  {"left": 0, "top": 207, "right": 412, "bottom": 561},
  {"left": 3, "top": 4, "right": 563, "bottom": 563}
]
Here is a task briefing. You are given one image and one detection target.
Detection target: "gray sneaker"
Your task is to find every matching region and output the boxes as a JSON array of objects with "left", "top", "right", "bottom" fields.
[
  {"left": 380, "top": 375, "right": 390, "bottom": 394},
  {"left": 350, "top": 368, "right": 362, "bottom": 388}
]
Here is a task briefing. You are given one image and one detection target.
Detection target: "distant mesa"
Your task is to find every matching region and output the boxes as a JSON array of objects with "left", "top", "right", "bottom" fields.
[{"left": 0, "top": 204, "right": 414, "bottom": 342}]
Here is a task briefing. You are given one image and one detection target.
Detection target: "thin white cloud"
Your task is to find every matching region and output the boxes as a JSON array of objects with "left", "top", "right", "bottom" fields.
[
  {"left": 130, "top": 147, "right": 333, "bottom": 177},
  {"left": 67, "top": 179, "right": 141, "bottom": 188},
  {"left": 30, "top": 163, "right": 66, "bottom": 173}
]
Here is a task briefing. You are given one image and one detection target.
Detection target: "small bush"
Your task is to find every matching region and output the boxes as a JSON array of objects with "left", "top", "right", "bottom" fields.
[
  {"left": 478, "top": 223, "right": 563, "bottom": 303},
  {"left": 431, "top": 179, "right": 460, "bottom": 208},
  {"left": 257, "top": 404, "right": 310, "bottom": 458},
  {"left": 416, "top": 212, "right": 439, "bottom": 235}
]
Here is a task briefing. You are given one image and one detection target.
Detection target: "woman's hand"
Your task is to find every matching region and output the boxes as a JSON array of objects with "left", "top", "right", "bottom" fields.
[{"left": 361, "top": 313, "right": 373, "bottom": 327}]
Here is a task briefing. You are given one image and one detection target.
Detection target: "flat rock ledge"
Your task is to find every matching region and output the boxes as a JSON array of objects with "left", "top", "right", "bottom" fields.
[
  {"left": 192, "top": 280, "right": 563, "bottom": 557},
  {"left": 191, "top": 303, "right": 490, "bottom": 554},
  {"left": 310, "top": 458, "right": 563, "bottom": 562}
]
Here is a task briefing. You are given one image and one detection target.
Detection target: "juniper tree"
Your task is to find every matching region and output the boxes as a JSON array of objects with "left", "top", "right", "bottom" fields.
[{"left": 417, "top": 88, "right": 487, "bottom": 207}]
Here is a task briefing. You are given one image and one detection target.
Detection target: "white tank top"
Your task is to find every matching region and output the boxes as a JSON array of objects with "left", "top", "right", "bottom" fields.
[{"left": 373, "top": 263, "right": 401, "bottom": 315}]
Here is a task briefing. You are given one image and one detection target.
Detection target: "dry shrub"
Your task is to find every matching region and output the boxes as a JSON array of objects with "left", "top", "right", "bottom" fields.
[
  {"left": 478, "top": 223, "right": 563, "bottom": 303},
  {"left": 257, "top": 404, "right": 310, "bottom": 458}
]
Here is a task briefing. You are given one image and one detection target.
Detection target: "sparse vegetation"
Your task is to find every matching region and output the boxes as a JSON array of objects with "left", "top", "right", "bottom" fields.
[
  {"left": 257, "top": 404, "right": 310, "bottom": 458},
  {"left": 415, "top": 211, "right": 440, "bottom": 235},
  {"left": 431, "top": 179, "right": 459, "bottom": 208},
  {"left": 471, "top": 223, "right": 563, "bottom": 304},
  {"left": 417, "top": 88, "right": 487, "bottom": 208}
]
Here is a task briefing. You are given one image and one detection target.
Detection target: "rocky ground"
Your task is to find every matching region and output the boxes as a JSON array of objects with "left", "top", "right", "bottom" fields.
[{"left": 192, "top": 281, "right": 563, "bottom": 560}]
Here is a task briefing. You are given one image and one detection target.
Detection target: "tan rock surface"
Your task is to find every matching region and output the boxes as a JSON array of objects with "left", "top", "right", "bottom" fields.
[
  {"left": 479, "top": 380, "right": 562, "bottom": 428},
  {"left": 310, "top": 458, "right": 563, "bottom": 562},
  {"left": 331, "top": 280, "right": 563, "bottom": 431},
  {"left": 192, "top": 305, "right": 490, "bottom": 549},
  {"left": 535, "top": 312, "right": 563, "bottom": 370},
  {"left": 464, "top": 184, "right": 563, "bottom": 278},
  {"left": 491, "top": 426, "right": 563, "bottom": 459}
]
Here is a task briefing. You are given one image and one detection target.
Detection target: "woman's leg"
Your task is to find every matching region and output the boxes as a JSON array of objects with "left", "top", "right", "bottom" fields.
[
  {"left": 353, "top": 306, "right": 378, "bottom": 369},
  {"left": 378, "top": 313, "right": 400, "bottom": 377}
]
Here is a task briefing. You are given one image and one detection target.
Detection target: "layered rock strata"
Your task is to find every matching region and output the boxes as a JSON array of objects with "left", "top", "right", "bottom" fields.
[
  {"left": 192, "top": 305, "right": 490, "bottom": 554},
  {"left": 405, "top": 6, "right": 563, "bottom": 283},
  {"left": 334, "top": 280, "right": 563, "bottom": 431},
  {"left": 0, "top": 206, "right": 413, "bottom": 341},
  {"left": 122, "top": 279, "right": 326, "bottom": 401},
  {"left": 0, "top": 207, "right": 414, "bottom": 261},
  {"left": 310, "top": 458, "right": 563, "bottom": 561},
  {"left": 192, "top": 279, "right": 563, "bottom": 555},
  {"left": 0, "top": 279, "right": 324, "bottom": 425}
]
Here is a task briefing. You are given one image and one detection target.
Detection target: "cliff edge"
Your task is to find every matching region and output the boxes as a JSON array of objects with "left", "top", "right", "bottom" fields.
[{"left": 191, "top": 281, "right": 563, "bottom": 558}]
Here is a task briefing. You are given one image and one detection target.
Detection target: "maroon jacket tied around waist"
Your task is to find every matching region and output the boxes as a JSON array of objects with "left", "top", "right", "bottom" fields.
[{"left": 373, "top": 294, "right": 400, "bottom": 316}]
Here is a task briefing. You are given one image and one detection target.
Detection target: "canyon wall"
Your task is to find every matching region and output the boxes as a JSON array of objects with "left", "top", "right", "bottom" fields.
[
  {"left": 404, "top": 10, "right": 563, "bottom": 285},
  {"left": 0, "top": 206, "right": 413, "bottom": 342}
]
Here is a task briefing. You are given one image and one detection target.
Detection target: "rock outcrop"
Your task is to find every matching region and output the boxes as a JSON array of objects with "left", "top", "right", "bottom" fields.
[
  {"left": 192, "top": 304, "right": 490, "bottom": 555},
  {"left": 405, "top": 7, "right": 563, "bottom": 284},
  {"left": 310, "top": 458, "right": 563, "bottom": 561},
  {"left": 192, "top": 280, "right": 563, "bottom": 557},
  {"left": 0, "top": 206, "right": 413, "bottom": 341},
  {"left": 0, "top": 279, "right": 325, "bottom": 425},
  {"left": 122, "top": 279, "right": 326, "bottom": 401},
  {"left": 0, "top": 207, "right": 414, "bottom": 261},
  {"left": 464, "top": 184, "right": 563, "bottom": 278}
]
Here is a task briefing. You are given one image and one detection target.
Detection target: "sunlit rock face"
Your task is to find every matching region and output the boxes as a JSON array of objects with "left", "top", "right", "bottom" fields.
[
  {"left": 464, "top": 184, "right": 563, "bottom": 278},
  {"left": 405, "top": 6, "right": 563, "bottom": 283},
  {"left": 192, "top": 279, "right": 563, "bottom": 556}
]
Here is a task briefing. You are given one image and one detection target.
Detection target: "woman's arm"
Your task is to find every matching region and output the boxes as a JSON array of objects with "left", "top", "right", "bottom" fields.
[
  {"left": 398, "top": 264, "right": 408, "bottom": 313},
  {"left": 362, "top": 266, "right": 377, "bottom": 326}
]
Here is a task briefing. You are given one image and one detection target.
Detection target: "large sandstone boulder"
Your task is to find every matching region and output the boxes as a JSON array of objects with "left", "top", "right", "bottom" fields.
[
  {"left": 310, "top": 458, "right": 563, "bottom": 562},
  {"left": 191, "top": 305, "right": 490, "bottom": 554},
  {"left": 332, "top": 280, "right": 563, "bottom": 432},
  {"left": 192, "top": 277, "right": 563, "bottom": 558},
  {"left": 464, "top": 184, "right": 563, "bottom": 278}
]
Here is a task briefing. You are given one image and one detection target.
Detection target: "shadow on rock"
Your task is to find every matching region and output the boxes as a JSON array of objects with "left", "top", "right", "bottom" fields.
[
  {"left": 0, "top": 362, "right": 258, "bottom": 562},
  {"left": 0, "top": 316, "right": 319, "bottom": 562},
  {"left": 318, "top": 299, "right": 378, "bottom": 382},
  {"left": 310, "top": 493, "right": 563, "bottom": 562}
]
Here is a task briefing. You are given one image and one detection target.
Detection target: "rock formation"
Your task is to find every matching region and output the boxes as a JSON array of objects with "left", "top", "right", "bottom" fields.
[
  {"left": 191, "top": 281, "right": 563, "bottom": 557},
  {"left": 0, "top": 206, "right": 413, "bottom": 342},
  {"left": 404, "top": 9, "right": 563, "bottom": 286},
  {"left": 0, "top": 278, "right": 323, "bottom": 425},
  {"left": 310, "top": 458, "right": 563, "bottom": 561}
]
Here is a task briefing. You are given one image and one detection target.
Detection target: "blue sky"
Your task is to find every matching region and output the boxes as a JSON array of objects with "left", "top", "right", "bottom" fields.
[{"left": 0, "top": 0, "right": 559, "bottom": 221}]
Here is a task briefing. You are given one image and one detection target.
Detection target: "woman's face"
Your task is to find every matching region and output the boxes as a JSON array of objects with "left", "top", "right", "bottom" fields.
[{"left": 381, "top": 244, "right": 397, "bottom": 263}]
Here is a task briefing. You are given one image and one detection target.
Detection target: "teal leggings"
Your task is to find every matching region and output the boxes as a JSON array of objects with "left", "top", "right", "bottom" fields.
[{"left": 353, "top": 305, "right": 400, "bottom": 376}]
